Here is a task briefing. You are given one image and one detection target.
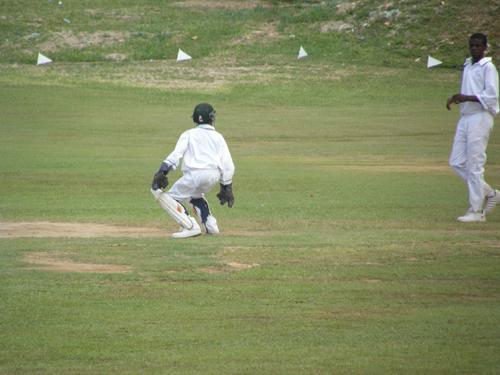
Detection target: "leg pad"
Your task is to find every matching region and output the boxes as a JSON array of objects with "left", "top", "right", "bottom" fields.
[{"left": 151, "top": 189, "right": 193, "bottom": 229}]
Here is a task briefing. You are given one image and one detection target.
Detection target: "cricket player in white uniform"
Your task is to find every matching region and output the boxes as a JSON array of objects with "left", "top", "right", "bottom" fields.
[
  {"left": 151, "top": 103, "right": 235, "bottom": 238},
  {"left": 447, "top": 33, "right": 499, "bottom": 222}
]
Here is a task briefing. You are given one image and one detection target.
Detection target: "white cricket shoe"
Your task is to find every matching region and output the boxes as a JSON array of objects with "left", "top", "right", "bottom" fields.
[
  {"left": 204, "top": 215, "right": 219, "bottom": 235},
  {"left": 171, "top": 217, "right": 201, "bottom": 238},
  {"left": 457, "top": 210, "right": 486, "bottom": 223},
  {"left": 484, "top": 189, "right": 500, "bottom": 214}
]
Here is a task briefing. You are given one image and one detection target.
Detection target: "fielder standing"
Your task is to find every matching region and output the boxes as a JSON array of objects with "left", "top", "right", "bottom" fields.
[
  {"left": 447, "top": 33, "right": 499, "bottom": 222},
  {"left": 151, "top": 103, "right": 235, "bottom": 238}
]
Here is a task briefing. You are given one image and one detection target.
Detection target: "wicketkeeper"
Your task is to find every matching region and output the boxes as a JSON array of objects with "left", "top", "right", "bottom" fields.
[{"left": 151, "top": 103, "right": 235, "bottom": 238}]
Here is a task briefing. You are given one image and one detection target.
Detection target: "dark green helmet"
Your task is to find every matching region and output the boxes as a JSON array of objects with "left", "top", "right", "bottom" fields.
[{"left": 192, "top": 103, "right": 216, "bottom": 124}]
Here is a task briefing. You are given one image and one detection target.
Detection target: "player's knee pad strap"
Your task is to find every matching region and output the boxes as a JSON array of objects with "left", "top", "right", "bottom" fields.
[{"left": 190, "top": 198, "right": 210, "bottom": 223}]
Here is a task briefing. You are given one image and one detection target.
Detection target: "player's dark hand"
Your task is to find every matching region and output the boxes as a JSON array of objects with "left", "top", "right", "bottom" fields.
[
  {"left": 217, "top": 183, "right": 234, "bottom": 208},
  {"left": 447, "top": 94, "right": 472, "bottom": 110},
  {"left": 446, "top": 97, "right": 453, "bottom": 110},
  {"left": 152, "top": 172, "right": 168, "bottom": 190},
  {"left": 447, "top": 94, "right": 460, "bottom": 110}
]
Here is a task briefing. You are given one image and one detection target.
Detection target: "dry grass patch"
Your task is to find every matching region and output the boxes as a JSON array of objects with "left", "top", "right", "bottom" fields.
[
  {"left": 342, "top": 164, "right": 451, "bottom": 173},
  {"left": 39, "top": 31, "right": 132, "bottom": 52},
  {"left": 199, "top": 261, "right": 260, "bottom": 274},
  {"left": 200, "top": 246, "right": 261, "bottom": 274},
  {"left": 319, "top": 20, "right": 355, "bottom": 33},
  {"left": 464, "top": 240, "right": 500, "bottom": 249},
  {"left": 0, "top": 60, "right": 353, "bottom": 90},
  {"left": 172, "top": 0, "right": 272, "bottom": 10},
  {"left": 24, "top": 252, "right": 131, "bottom": 273},
  {"left": 84, "top": 8, "right": 144, "bottom": 21},
  {"left": 223, "top": 229, "right": 282, "bottom": 237},
  {"left": 229, "top": 23, "right": 283, "bottom": 45}
]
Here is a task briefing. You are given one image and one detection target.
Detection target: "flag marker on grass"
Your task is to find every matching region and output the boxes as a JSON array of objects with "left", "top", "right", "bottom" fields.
[
  {"left": 37, "top": 52, "right": 52, "bottom": 65},
  {"left": 177, "top": 49, "right": 192, "bottom": 62},
  {"left": 297, "top": 46, "right": 308, "bottom": 59},
  {"left": 427, "top": 55, "right": 442, "bottom": 68}
]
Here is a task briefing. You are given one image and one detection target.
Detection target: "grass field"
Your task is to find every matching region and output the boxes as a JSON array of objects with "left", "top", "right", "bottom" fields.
[{"left": 1, "top": 1, "right": 500, "bottom": 374}]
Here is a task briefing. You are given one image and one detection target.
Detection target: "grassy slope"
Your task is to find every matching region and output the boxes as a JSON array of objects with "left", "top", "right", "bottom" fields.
[
  {"left": 0, "top": 0, "right": 498, "bottom": 66},
  {"left": 1, "top": 1, "right": 500, "bottom": 374}
]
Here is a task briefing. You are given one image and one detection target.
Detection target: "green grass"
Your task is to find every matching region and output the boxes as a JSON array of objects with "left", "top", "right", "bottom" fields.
[
  {"left": 1, "top": 0, "right": 500, "bottom": 374},
  {"left": 1, "top": 64, "right": 500, "bottom": 374}
]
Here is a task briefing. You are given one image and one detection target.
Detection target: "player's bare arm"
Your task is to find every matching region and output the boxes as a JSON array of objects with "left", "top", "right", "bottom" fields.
[{"left": 447, "top": 94, "right": 479, "bottom": 110}]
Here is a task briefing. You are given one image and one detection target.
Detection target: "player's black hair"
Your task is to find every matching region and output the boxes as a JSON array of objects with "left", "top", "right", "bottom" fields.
[{"left": 469, "top": 33, "right": 487, "bottom": 46}]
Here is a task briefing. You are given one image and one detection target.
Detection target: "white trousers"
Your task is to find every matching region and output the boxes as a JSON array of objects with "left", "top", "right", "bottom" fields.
[
  {"left": 168, "top": 169, "right": 220, "bottom": 201},
  {"left": 449, "top": 112, "right": 494, "bottom": 212}
]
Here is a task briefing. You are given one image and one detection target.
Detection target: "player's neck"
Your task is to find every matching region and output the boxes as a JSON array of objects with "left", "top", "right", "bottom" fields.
[{"left": 471, "top": 54, "right": 484, "bottom": 64}]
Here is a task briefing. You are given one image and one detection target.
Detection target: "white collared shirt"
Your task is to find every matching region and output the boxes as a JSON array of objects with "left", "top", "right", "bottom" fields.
[
  {"left": 164, "top": 124, "right": 235, "bottom": 185},
  {"left": 460, "top": 57, "right": 499, "bottom": 116}
]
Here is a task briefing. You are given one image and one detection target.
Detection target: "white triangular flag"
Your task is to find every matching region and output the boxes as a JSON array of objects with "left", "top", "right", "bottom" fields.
[
  {"left": 176, "top": 49, "right": 192, "bottom": 62},
  {"left": 297, "top": 46, "right": 308, "bottom": 59},
  {"left": 37, "top": 52, "right": 52, "bottom": 65},
  {"left": 427, "top": 55, "right": 442, "bottom": 68}
]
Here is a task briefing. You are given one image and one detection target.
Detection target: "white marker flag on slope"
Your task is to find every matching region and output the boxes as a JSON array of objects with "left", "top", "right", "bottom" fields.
[
  {"left": 37, "top": 52, "right": 52, "bottom": 65},
  {"left": 427, "top": 55, "right": 442, "bottom": 68},
  {"left": 177, "top": 49, "right": 192, "bottom": 62},
  {"left": 297, "top": 46, "right": 308, "bottom": 59}
]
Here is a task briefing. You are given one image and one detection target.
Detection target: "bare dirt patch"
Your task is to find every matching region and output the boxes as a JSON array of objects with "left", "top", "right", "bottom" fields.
[
  {"left": 105, "top": 53, "right": 127, "bottom": 61},
  {"left": 0, "top": 222, "right": 278, "bottom": 238},
  {"left": 226, "top": 261, "right": 259, "bottom": 270},
  {"left": 24, "top": 252, "right": 131, "bottom": 273},
  {"left": 319, "top": 20, "right": 355, "bottom": 33},
  {"left": 0, "top": 222, "right": 168, "bottom": 238},
  {"left": 336, "top": 2, "right": 357, "bottom": 15}
]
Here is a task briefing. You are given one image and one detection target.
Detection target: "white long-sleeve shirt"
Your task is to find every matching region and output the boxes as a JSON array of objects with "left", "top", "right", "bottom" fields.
[
  {"left": 163, "top": 124, "right": 235, "bottom": 185},
  {"left": 460, "top": 57, "right": 499, "bottom": 116}
]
